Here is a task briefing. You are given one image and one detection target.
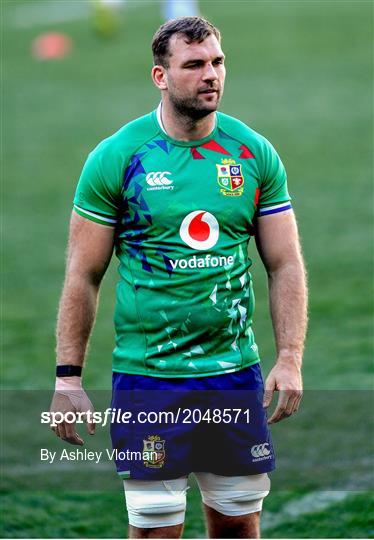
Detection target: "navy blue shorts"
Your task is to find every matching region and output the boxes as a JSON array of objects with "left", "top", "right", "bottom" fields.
[{"left": 110, "top": 363, "right": 275, "bottom": 480}]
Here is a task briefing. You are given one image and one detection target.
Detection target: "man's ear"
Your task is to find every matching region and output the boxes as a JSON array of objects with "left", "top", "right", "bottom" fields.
[{"left": 152, "top": 65, "right": 168, "bottom": 90}]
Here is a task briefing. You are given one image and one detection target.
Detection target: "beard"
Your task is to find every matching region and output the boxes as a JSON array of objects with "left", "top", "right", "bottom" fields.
[{"left": 168, "top": 87, "right": 222, "bottom": 120}]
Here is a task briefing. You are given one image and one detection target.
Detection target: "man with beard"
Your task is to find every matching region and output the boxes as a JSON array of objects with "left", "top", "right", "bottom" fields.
[{"left": 50, "top": 17, "right": 307, "bottom": 539}]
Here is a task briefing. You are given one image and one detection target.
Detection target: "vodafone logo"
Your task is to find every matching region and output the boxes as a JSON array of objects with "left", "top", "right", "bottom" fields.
[
  {"left": 169, "top": 211, "right": 230, "bottom": 270},
  {"left": 179, "top": 211, "right": 219, "bottom": 250}
]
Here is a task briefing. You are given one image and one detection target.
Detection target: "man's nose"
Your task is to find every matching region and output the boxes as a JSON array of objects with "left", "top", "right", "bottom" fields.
[{"left": 202, "top": 63, "right": 218, "bottom": 81}]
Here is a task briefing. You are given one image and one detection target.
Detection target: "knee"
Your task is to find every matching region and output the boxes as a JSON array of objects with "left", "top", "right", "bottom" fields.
[{"left": 124, "top": 479, "right": 187, "bottom": 528}]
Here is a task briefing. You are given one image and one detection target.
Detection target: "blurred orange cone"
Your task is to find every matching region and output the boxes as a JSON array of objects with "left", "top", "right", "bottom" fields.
[{"left": 32, "top": 32, "right": 73, "bottom": 60}]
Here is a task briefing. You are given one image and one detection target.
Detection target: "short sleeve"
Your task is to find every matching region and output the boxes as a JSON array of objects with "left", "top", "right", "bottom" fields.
[
  {"left": 73, "top": 140, "right": 123, "bottom": 227},
  {"left": 257, "top": 138, "right": 292, "bottom": 217}
]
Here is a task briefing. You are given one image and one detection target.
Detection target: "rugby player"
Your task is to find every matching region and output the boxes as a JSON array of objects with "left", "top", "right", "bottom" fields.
[{"left": 50, "top": 16, "right": 308, "bottom": 539}]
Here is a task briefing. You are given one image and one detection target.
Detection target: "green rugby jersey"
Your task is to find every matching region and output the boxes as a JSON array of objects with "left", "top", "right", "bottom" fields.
[{"left": 74, "top": 107, "right": 291, "bottom": 377}]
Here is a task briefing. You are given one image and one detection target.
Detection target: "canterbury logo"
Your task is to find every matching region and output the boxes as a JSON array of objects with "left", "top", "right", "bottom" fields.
[
  {"left": 146, "top": 171, "right": 173, "bottom": 188},
  {"left": 250, "top": 443, "right": 271, "bottom": 458}
]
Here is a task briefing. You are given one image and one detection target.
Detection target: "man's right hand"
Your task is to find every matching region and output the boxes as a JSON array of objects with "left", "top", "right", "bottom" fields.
[{"left": 50, "top": 388, "right": 95, "bottom": 445}]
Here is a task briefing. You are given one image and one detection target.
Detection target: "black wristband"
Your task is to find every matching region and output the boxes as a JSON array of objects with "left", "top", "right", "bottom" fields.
[{"left": 56, "top": 365, "right": 82, "bottom": 377}]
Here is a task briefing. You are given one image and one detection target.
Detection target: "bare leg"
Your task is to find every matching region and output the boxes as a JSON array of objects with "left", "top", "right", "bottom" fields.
[
  {"left": 204, "top": 504, "right": 261, "bottom": 539},
  {"left": 129, "top": 523, "right": 184, "bottom": 539}
]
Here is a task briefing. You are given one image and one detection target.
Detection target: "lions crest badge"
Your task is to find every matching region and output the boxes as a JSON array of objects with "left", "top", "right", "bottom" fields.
[
  {"left": 216, "top": 160, "right": 245, "bottom": 196},
  {"left": 143, "top": 435, "right": 165, "bottom": 468}
]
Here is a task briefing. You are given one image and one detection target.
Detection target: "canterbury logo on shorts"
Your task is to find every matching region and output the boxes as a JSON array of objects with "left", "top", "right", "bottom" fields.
[{"left": 250, "top": 443, "right": 271, "bottom": 459}]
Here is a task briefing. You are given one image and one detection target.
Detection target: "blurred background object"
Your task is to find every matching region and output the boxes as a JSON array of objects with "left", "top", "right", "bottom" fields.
[
  {"left": 162, "top": 0, "right": 199, "bottom": 20},
  {"left": 90, "top": 0, "right": 200, "bottom": 38},
  {"left": 31, "top": 32, "right": 73, "bottom": 60},
  {"left": 91, "top": 0, "right": 125, "bottom": 37}
]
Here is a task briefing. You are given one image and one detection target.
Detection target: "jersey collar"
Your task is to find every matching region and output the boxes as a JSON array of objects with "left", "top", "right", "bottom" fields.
[{"left": 154, "top": 103, "right": 218, "bottom": 147}]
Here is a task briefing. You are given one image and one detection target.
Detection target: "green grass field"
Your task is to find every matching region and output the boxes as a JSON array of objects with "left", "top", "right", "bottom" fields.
[{"left": 2, "top": 0, "right": 373, "bottom": 537}]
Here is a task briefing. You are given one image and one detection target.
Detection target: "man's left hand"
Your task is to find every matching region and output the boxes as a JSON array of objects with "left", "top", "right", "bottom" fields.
[{"left": 263, "top": 359, "right": 303, "bottom": 424}]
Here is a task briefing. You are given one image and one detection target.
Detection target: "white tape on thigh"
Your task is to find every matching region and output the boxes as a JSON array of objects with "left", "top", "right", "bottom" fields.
[
  {"left": 123, "top": 478, "right": 188, "bottom": 528},
  {"left": 195, "top": 472, "right": 270, "bottom": 516}
]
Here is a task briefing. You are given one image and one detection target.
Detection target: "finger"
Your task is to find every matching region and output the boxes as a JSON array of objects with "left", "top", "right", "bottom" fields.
[
  {"left": 268, "top": 390, "right": 290, "bottom": 424},
  {"left": 86, "top": 419, "right": 95, "bottom": 435},
  {"left": 285, "top": 393, "right": 300, "bottom": 416},
  {"left": 293, "top": 392, "right": 303, "bottom": 413},
  {"left": 57, "top": 422, "right": 67, "bottom": 440},
  {"left": 51, "top": 425, "right": 60, "bottom": 438},
  {"left": 64, "top": 433, "right": 84, "bottom": 445},
  {"left": 263, "top": 376, "right": 276, "bottom": 408},
  {"left": 64, "top": 422, "right": 84, "bottom": 446},
  {"left": 274, "top": 391, "right": 303, "bottom": 421},
  {"left": 83, "top": 405, "right": 95, "bottom": 435},
  {"left": 64, "top": 421, "right": 75, "bottom": 439}
]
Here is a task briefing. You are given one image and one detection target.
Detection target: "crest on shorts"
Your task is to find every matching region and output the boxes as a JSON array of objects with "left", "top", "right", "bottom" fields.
[
  {"left": 216, "top": 160, "right": 244, "bottom": 197},
  {"left": 143, "top": 435, "right": 165, "bottom": 468}
]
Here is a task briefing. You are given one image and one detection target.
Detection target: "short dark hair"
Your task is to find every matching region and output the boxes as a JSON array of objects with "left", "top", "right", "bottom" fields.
[{"left": 152, "top": 16, "right": 221, "bottom": 68}]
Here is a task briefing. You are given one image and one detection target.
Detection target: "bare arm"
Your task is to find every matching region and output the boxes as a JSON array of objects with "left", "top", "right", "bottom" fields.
[
  {"left": 51, "top": 212, "right": 115, "bottom": 445},
  {"left": 255, "top": 209, "right": 308, "bottom": 423},
  {"left": 56, "top": 211, "right": 115, "bottom": 365}
]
